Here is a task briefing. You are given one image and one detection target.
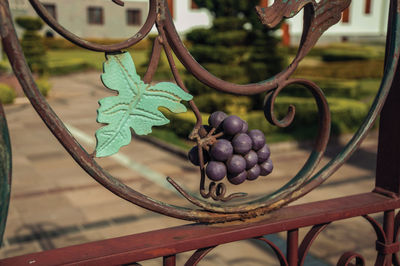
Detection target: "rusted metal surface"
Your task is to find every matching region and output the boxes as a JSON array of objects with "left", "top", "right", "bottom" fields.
[
  {"left": 0, "top": 0, "right": 400, "bottom": 264},
  {"left": 184, "top": 247, "right": 215, "bottom": 266},
  {"left": 0, "top": 103, "right": 11, "bottom": 246},
  {"left": 298, "top": 223, "right": 330, "bottom": 265},
  {"left": 1, "top": 193, "right": 399, "bottom": 265},
  {"left": 257, "top": 237, "right": 288, "bottom": 265},
  {"left": 0, "top": 0, "right": 397, "bottom": 223}
]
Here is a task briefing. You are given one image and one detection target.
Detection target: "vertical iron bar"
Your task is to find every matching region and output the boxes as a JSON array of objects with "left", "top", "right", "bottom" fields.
[
  {"left": 376, "top": 0, "right": 400, "bottom": 195},
  {"left": 383, "top": 210, "right": 395, "bottom": 266},
  {"left": 163, "top": 254, "right": 176, "bottom": 266},
  {"left": 287, "top": 229, "right": 299, "bottom": 266}
]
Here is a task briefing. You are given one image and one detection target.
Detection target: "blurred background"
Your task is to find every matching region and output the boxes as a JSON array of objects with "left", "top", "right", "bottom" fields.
[{"left": 0, "top": 0, "right": 388, "bottom": 265}]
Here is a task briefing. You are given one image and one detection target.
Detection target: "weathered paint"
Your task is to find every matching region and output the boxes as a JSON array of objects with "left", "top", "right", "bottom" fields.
[{"left": 0, "top": 104, "right": 11, "bottom": 246}]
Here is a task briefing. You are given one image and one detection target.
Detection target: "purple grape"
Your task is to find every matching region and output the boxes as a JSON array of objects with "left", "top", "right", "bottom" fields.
[
  {"left": 206, "top": 161, "right": 227, "bottom": 181},
  {"left": 210, "top": 139, "right": 233, "bottom": 161},
  {"left": 244, "top": 150, "right": 258, "bottom": 170},
  {"left": 228, "top": 171, "right": 247, "bottom": 185},
  {"left": 260, "top": 158, "right": 273, "bottom": 176},
  {"left": 188, "top": 146, "right": 209, "bottom": 166},
  {"left": 248, "top": 129, "right": 266, "bottom": 151},
  {"left": 226, "top": 155, "right": 246, "bottom": 175},
  {"left": 247, "top": 164, "right": 261, "bottom": 180},
  {"left": 240, "top": 121, "right": 248, "bottom": 133},
  {"left": 223, "top": 115, "right": 243, "bottom": 135},
  {"left": 257, "top": 144, "right": 271, "bottom": 164},
  {"left": 208, "top": 111, "right": 227, "bottom": 128},
  {"left": 232, "top": 133, "right": 252, "bottom": 155}
]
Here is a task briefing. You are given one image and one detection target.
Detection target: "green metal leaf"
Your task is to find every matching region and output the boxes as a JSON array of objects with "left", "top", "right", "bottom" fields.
[{"left": 95, "top": 52, "right": 193, "bottom": 157}]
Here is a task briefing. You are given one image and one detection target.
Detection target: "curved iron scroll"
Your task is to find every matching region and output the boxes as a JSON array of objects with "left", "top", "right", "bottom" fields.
[{"left": 0, "top": 0, "right": 399, "bottom": 223}]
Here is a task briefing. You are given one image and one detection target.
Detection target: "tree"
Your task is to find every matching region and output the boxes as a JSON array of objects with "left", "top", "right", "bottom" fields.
[
  {"left": 16, "top": 16, "right": 48, "bottom": 75},
  {"left": 184, "top": 0, "right": 285, "bottom": 113}
]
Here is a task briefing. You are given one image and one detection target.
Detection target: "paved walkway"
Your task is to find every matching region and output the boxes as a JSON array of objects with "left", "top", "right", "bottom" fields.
[{"left": 0, "top": 71, "right": 382, "bottom": 265}]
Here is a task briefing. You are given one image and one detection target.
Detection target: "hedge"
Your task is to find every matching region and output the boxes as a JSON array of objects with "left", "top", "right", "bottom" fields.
[
  {"left": 48, "top": 59, "right": 93, "bottom": 75},
  {"left": 44, "top": 37, "right": 152, "bottom": 50},
  {"left": 294, "top": 59, "right": 384, "bottom": 79},
  {"left": 321, "top": 44, "right": 385, "bottom": 62},
  {"left": 280, "top": 77, "right": 380, "bottom": 100},
  {"left": 164, "top": 96, "right": 370, "bottom": 139},
  {"left": 193, "top": 93, "right": 252, "bottom": 114},
  {"left": 0, "top": 84, "right": 16, "bottom": 104},
  {"left": 190, "top": 45, "right": 247, "bottom": 64},
  {"left": 35, "top": 77, "right": 52, "bottom": 97}
]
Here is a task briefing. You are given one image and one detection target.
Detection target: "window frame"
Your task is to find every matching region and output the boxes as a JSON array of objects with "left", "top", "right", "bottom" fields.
[
  {"left": 43, "top": 3, "right": 57, "bottom": 20},
  {"left": 126, "top": 9, "right": 142, "bottom": 26},
  {"left": 87, "top": 6, "right": 104, "bottom": 25}
]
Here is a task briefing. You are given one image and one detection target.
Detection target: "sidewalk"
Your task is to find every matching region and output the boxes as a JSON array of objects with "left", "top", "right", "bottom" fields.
[{"left": 0, "top": 71, "right": 381, "bottom": 265}]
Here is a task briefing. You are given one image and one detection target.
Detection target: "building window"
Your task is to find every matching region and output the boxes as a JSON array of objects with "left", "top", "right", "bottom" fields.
[
  {"left": 365, "top": 0, "right": 372, "bottom": 14},
  {"left": 191, "top": 0, "right": 198, "bottom": 9},
  {"left": 88, "top": 7, "right": 104, "bottom": 25},
  {"left": 43, "top": 3, "right": 56, "bottom": 20},
  {"left": 127, "top": 9, "right": 142, "bottom": 26},
  {"left": 342, "top": 7, "right": 350, "bottom": 23}
]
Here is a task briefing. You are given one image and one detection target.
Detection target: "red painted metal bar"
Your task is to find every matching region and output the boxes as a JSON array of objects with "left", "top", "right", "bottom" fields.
[
  {"left": 0, "top": 192, "right": 399, "bottom": 266},
  {"left": 383, "top": 210, "right": 396, "bottom": 266},
  {"left": 163, "top": 255, "right": 176, "bottom": 266},
  {"left": 287, "top": 229, "right": 298, "bottom": 266}
]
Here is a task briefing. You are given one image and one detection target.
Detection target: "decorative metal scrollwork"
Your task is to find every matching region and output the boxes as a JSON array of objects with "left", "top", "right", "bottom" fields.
[{"left": 0, "top": 0, "right": 399, "bottom": 223}]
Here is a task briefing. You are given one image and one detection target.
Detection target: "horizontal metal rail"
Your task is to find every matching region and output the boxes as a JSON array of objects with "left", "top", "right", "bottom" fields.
[{"left": 1, "top": 192, "right": 399, "bottom": 265}]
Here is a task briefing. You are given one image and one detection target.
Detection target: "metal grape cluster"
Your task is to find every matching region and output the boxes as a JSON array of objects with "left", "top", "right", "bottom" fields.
[{"left": 188, "top": 111, "right": 273, "bottom": 186}]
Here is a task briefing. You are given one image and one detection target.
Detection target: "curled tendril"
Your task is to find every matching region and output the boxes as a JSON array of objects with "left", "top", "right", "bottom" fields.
[
  {"left": 265, "top": 90, "right": 295, "bottom": 128},
  {"left": 200, "top": 182, "right": 247, "bottom": 202},
  {"left": 337, "top": 252, "right": 366, "bottom": 266}
]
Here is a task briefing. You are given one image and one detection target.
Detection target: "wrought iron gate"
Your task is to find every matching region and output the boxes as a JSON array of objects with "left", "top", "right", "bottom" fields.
[{"left": 1, "top": 0, "right": 400, "bottom": 265}]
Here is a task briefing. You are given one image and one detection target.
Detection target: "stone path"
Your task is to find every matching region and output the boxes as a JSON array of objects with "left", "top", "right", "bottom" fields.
[{"left": 0, "top": 71, "right": 382, "bottom": 265}]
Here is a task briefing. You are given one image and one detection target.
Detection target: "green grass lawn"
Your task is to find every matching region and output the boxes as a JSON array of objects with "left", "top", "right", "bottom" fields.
[
  {"left": 47, "top": 48, "right": 149, "bottom": 72},
  {"left": 46, "top": 47, "right": 185, "bottom": 77}
]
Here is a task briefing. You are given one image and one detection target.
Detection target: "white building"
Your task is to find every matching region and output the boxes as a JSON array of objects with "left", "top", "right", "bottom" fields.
[
  {"left": 286, "top": 0, "right": 390, "bottom": 44},
  {"left": 9, "top": 0, "right": 211, "bottom": 38},
  {"left": 9, "top": 0, "right": 390, "bottom": 43}
]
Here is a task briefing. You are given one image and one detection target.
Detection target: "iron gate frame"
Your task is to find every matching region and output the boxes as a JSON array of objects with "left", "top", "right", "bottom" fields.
[{"left": 0, "top": 0, "right": 400, "bottom": 265}]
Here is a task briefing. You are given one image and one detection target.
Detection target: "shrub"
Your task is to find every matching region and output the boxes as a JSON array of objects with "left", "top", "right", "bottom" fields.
[
  {"left": 35, "top": 77, "right": 51, "bottom": 97},
  {"left": 190, "top": 45, "right": 245, "bottom": 64},
  {"left": 194, "top": 93, "right": 251, "bottom": 114},
  {"left": 16, "top": 16, "right": 48, "bottom": 75},
  {"left": 207, "top": 31, "right": 248, "bottom": 46},
  {"left": 165, "top": 111, "right": 209, "bottom": 138},
  {"left": 0, "top": 84, "right": 16, "bottom": 104},
  {"left": 294, "top": 60, "right": 384, "bottom": 79},
  {"left": 48, "top": 59, "right": 93, "bottom": 75},
  {"left": 272, "top": 96, "right": 370, "bottom": 135},
  {"left": 15, "top": 16, "right": 43, "bottom": 31},
  {"left": 44, "top": 37, "right": 152, "bottom": 50},
  {"left": 186, "top": 28, "right": 212, "bottom": 44},
  {"left": 279, "top": 77, "right": 379, "bottom": 100},
  {"left": 212, "top": 17, "right": 246, "bottom": 31},
  {"left": 321, "top": 44, "right": 385, "bottom": 62},
  {"left": 0, "top": 61, "right": 11, "bottom": 74}
]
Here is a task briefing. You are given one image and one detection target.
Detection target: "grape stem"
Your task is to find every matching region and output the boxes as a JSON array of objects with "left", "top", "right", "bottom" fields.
[{"left": 190, "top": 125, "right": 247, "bottom": 202}]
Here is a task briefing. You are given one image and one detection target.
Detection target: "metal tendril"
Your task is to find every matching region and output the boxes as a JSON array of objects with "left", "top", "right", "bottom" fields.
[{"left": 194, "top": 126, "right": 247, "bottom": 202}]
